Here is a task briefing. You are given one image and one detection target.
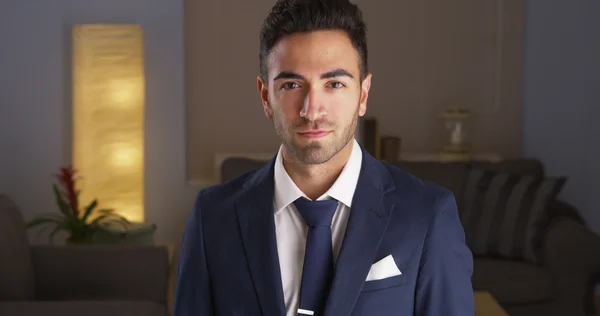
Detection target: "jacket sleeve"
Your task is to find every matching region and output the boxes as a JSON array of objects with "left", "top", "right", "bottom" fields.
[
  {"left": 173, "top": 191, "right": 214, "bottom": 315},
  {"left": 415, "top": 191, "right": 474, "bottom": 315}
]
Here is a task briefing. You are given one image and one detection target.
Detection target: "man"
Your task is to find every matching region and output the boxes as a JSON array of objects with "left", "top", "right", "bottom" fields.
[{"left": 174, "top": 0, "right": 474, "bottom": 315}]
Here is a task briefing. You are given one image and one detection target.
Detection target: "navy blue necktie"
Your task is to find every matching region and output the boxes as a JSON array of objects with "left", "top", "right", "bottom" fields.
[{"left": 293, "top": 197, "right": 338, "bottom": 316}]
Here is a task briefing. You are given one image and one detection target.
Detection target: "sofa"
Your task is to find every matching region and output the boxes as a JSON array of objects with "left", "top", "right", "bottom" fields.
[
  {"left": 0, "top": 194, "right": 170, "bottom": 316},
  {"left": 220, "top": 155, "right": 600, "bottom": 316}
]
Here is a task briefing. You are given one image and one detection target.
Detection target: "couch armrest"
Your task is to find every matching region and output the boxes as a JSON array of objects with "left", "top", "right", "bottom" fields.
[
  {"left": 543, "top": 217, "right": 600, "bottom": 314},
  {"left": 549, "top": 199, "right": 586, "bottom": 226},
  {"left": 31, "top": 245, "right": 169, "bottom": 304},
  {"left": 545, "top": 216, "right": 600, "bottom": 275}
]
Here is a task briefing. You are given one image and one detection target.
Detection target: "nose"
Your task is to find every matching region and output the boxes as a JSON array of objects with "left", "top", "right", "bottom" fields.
[{"left": 299, "top": 89, "right": 326, "bottom": 122}]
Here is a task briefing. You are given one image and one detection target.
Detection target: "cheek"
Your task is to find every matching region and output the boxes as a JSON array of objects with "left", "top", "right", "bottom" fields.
[
  {"left": 272, "top": 93, "right": 303, "bottom": 116},
  {"left": 327, "top": 93, "right": 359, "bottom": 118}
]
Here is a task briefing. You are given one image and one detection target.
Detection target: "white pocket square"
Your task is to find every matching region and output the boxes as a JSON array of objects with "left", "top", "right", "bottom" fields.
[{"left": 365, "top": 254, "right": 402, "bottom": 281}]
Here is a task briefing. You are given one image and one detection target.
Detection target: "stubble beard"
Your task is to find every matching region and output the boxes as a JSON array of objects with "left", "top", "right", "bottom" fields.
[{"left": 272, "top": 102, "right": 360, "bottom": 165}]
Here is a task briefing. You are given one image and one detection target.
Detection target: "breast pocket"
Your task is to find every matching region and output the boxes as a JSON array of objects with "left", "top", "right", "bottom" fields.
[{"left": 361, "top": 274, "right": 407, "bottom": 292}]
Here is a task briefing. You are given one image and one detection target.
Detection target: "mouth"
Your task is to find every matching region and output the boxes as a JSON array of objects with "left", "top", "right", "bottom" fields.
[{"left": 297, "top": 130, "right": 331, "bottom": 139}]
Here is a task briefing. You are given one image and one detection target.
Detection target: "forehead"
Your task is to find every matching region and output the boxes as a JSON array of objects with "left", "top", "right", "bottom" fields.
[{"left": 267, "top": 30, "right": 360, "bottom": 79}]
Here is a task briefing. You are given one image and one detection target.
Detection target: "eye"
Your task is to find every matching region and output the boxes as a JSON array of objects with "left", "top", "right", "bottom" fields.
[
  {"left": 281, "top": 82, "right": 301, "bottom": 90},
  {"left": 328, "top": 81, "right": 345, "bottom": 89}
]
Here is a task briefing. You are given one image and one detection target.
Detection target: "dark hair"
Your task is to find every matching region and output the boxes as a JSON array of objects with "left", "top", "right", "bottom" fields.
[{"left": 259, "top": 0, "right": 368, "bottom": 82}]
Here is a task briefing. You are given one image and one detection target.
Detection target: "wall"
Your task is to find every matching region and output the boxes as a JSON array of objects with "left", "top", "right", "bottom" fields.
[
  {"left": 185, "top": 0, "right": 527, "bottom": 183},
  {"left": 0, "top": 0, "right": 197, "bottom": 245},
  {"left": 523, "top": 0, "right": 600, "bottom": 231},
  {"left": 2, "top": 0, "right": 595, "bottom": 246}
]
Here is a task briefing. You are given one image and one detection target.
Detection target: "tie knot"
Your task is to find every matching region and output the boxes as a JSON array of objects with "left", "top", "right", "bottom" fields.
[{"left": 293, "top": 197, "right": 338, "bottom": 227}]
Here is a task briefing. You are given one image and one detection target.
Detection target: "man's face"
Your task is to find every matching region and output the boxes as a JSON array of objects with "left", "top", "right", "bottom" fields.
[{"left": 257, "top": 30, "right": 372, "bottom": 165}]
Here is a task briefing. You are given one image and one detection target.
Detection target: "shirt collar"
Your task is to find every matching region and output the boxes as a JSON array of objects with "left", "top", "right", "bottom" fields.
[{"left": 273, "top": 138, "right": 362, "bottom": 214}]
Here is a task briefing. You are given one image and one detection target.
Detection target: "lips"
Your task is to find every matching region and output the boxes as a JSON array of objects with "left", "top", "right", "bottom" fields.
[{"left": 298, "top": 130, "right": 331, "bottom": 139}]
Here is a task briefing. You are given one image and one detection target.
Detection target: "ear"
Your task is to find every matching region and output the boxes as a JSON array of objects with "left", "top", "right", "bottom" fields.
[
  {"left": 358, "top": 73, "right": 372, "bottom": 117},
  {"left": 257, "top": 75, "right": 272, "bottom": 119}
]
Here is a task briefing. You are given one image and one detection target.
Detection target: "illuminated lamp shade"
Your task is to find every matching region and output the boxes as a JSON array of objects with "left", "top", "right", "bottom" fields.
[{"left": 72, "top": 24, "right": 145, "bottom": 223}]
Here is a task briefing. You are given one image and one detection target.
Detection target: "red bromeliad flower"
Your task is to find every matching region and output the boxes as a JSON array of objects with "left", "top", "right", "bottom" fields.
[
  {"left": 55, "top": 165, "right": 80, "bottom": 217},
  {"left": 24, "top": 164, "right": 132, "bottom": 244}
]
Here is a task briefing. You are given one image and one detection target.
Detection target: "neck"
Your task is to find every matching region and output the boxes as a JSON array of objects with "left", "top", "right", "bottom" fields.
[{"left": 282, "top": 140, "right": 354, "bottom": 200}]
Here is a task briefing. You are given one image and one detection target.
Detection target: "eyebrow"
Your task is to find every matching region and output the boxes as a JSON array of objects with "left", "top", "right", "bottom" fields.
[{"left": 273, "top": 68, "right": 354, "bottom": 81}]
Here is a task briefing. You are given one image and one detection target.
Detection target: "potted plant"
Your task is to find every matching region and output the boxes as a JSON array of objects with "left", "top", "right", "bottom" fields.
[{"left": 26, "top": 165, "right": 130, "bottom": 244}]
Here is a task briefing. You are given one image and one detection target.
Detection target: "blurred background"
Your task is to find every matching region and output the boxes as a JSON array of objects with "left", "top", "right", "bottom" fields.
[{"left": 0, "top": 1, "right": 598, "bottom": 315}]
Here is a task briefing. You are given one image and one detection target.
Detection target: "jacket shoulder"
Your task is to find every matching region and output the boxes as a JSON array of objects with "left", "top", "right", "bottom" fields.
[
  {"left": 380, "top": 161, "right": 453, "bottom": 197},
  {"left": 193, "top": 167, "right": 262, "bottom": 215},
  {"left": 379, "top": 161, "right": 457, "bottom": 223}
]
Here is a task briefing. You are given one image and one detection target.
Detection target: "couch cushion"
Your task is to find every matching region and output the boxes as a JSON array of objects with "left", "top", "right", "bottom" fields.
[
  {"left": 0, "top": 195, "right": 35, "bottom": 301},
  {"left": 461, "top": 169, "right": 566, "bottom": 264},
  {"left": 389, "top": 162, "right": 469, "bottom": 208},
  {"left": 31, "top": 245, "right": 169, "bottom": 304},
  {"left": 0, "top": 301, "right": 166, "bottom": 316},
  {"left": 473, "top": 258, "right": 555, "bottom": 304}
]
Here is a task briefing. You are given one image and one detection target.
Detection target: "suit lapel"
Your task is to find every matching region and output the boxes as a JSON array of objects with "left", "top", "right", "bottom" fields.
[
  {"left": 236, "top": 159, "right": 286, "bottom": 316},
  {"left": 324, "top": 151, "right": 396, "bottom": 316}
]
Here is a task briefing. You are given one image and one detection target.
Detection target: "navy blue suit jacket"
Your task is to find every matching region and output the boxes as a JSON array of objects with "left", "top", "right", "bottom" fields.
[{"left": 174, "top": 148, "right": 474, "bottom": 316}]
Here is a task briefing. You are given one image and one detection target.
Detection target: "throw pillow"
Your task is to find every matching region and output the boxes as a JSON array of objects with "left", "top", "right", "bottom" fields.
[{"left": 460, "top": 168, "right": 566, "bottom": 264}]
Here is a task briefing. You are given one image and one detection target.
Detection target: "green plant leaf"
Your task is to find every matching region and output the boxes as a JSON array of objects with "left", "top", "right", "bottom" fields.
[
  {"left": 48, "top": 224, "right": 65, "bottom": 244},
  {"left": 25, "top": 216, "right": 63, "bottom": 229},
  {"left": 107, "top": 212, "right": 130, "bottom": 223},
  {"left": 92, "top": 211, "right": 131, "bottom": 224},
  {"left": 35, "top": 223, "right": 59, "bottom": 240},
  {"left": 89, "top": 214, "right": 113, "bottom": 226},
  {"left": 81, "top": 199, "right": 98, "bottom": 222},
  {"left": 52, "top": 184, "right": 74, "bottom": 219}
]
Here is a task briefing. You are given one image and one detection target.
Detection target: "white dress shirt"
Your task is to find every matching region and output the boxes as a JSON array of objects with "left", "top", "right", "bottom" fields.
[{"left": 273, "top": 138, "right": 363, "bottom": 316}]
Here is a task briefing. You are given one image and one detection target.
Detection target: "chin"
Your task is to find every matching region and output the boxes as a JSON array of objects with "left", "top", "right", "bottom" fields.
[
  {"left": 300, "top": 146, "right": 338, "bottom": 165},
  {"left": 296, "top": 138, "right": 327, "bottom": 150},
  {"left": 299, "top": 152, "right": 334, "bottom": 165}
]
